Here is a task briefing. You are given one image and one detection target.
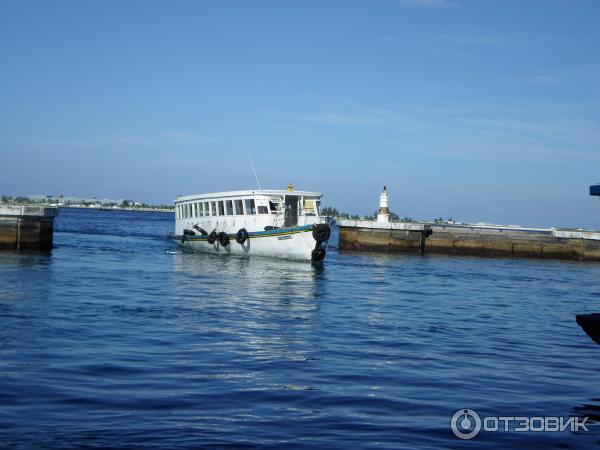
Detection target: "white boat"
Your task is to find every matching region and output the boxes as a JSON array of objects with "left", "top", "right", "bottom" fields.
[{"left": 172, "top": 187, "right": 331, "bottom": 262}]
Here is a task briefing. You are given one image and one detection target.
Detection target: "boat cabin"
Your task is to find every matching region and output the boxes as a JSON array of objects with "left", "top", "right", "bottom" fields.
[{"left": 174, "top": 189, "right": 322, "bottom": 231}]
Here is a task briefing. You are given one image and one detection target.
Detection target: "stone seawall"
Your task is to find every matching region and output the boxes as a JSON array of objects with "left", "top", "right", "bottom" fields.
[
  {"left": 338, "top": 220, "right": 600, "bottom": 262},
  {"left": 0, "top": 205, "right": 58, "bottom": 251},
  {"left": 337, "top": 220, "right": 431, "bottom": 254}
]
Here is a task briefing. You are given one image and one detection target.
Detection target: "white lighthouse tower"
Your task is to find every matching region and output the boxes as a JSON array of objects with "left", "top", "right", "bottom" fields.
[{"left": 377, "top": 186, "right": 390, "bottom": 223}]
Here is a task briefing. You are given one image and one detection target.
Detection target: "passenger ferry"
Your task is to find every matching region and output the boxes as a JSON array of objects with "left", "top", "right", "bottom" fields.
[{"left": 172, "top": 185, "right": 331, "bottom": 262}]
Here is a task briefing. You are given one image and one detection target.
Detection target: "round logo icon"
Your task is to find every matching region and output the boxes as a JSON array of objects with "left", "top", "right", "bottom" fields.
[{"left": 451, "top": 409, "right": 482, "bottom": 439}]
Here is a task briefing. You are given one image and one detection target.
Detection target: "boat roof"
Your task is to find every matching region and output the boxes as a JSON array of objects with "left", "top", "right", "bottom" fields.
[{"left": 175, "top": 189, "right": 322, "bottom": 203}]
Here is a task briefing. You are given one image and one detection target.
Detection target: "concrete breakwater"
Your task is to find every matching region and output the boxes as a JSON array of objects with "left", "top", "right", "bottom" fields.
[
  {"left": 0, "top": 205, "right": 58, "bottom": 251},
  {"left": 338, "top": 219, "right": 600, "bottom": 262},
  {"left": 337, "top": 220, "right": 432, "bottom": 254}
]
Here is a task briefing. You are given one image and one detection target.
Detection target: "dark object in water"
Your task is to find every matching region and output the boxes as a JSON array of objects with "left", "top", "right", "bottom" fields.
[{"left": 576, "top": 313, "right": 600, "bottom": 346}]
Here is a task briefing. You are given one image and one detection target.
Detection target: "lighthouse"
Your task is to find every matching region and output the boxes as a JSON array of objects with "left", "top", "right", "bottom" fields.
[{"left": 377, "top": 186, "right": 390, "bottom": 223}]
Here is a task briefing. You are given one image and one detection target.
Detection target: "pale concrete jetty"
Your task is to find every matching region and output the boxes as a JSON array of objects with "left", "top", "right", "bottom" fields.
[
  {"left": 337, "top": 219, "right": 432, "bottom": 254},
  {"left": 422, "top": 223, "right": 600, "bottom": 261},
  {"left": 338, "top": 187, "right": 600, "bottom": 262},
  {"left": 0, "top": 205, "right": 58, "bottom": 251}
]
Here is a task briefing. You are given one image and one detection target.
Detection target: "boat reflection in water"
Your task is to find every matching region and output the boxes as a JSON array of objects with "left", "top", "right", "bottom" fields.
[
  {"left": 172, "top": 250, "right": 326, "bottom": 298},
  {"left": 170, "top": 250, "right": 329, "bottom": 369},
  {"left": 171, "top": 248, "right": 327, "bottom": 308}
]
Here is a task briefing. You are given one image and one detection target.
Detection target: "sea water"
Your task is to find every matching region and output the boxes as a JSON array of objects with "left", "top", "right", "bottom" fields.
[{"left": 0, "top": 208, "right": 599, "bottom": 449}]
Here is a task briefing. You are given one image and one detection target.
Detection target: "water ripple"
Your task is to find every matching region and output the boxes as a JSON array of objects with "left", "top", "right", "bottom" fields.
[{"left": 0, "top": 209, "right": 599, "bottom": 449}]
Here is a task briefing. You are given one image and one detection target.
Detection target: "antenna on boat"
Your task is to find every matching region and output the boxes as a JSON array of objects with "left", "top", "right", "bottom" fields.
[{"left": 248, "top": 153, "right": 262, "bottom": 191}]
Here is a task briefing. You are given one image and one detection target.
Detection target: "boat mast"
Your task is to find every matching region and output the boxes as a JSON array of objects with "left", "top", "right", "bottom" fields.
[{"left": 248, "top": 153, "right": 262, "bottom": 191}]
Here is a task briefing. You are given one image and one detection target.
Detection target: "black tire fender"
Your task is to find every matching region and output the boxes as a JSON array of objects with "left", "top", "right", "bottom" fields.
[
  {"left": 311, "top": 246, "right": 326, "bottom": 262},
  {"left": 218, "top": 231, "right": 230, "bottom": 247},
  {"left": 207, "top": 230, "right": 217, "bottom": 244},
  {"left": 312, "top": 224, "right": 331, "bottom": 242},
  {"left": 236, "top": 228, "right": 249, "bottom": 244}
]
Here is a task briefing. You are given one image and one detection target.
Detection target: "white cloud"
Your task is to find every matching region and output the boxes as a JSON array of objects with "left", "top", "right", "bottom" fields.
[
  {"left": 531, "top": 74, "right": 562, "bottom": 84},
  {"left": 263, "top": 99, "right": 600, "bottom": 160}
]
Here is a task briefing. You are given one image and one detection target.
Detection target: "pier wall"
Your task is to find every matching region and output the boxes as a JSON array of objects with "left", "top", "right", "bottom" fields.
[
  {"left": 338, "top": 220, "right": 430, "bottom": 254},
  {"left": 0, "top": 205, "right": 58, "bottom": 251},
  {"left": 338, "top": 220, "right": 600, "bottom": 262}
]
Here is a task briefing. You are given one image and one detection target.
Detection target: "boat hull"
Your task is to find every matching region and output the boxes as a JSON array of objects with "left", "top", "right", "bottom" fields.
[{"left": 174, "top": 225, "right": 325, "bottom": 262}]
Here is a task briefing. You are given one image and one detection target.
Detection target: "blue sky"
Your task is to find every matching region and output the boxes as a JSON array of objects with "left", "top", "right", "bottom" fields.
[{"left": 1, "top": 0, "right": 599, "bottom": 227}]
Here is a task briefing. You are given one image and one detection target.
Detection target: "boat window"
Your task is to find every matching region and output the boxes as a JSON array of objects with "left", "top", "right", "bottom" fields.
[
  {"left": 226, "top": 200, "right": 233, "bottom": 215},
  {"left": 234, "top": 199, "right": 244, "bottom": 215},
  {"left": 315, "top": 200, "right": 320, "bottom": 216},
  {"left": 203, "top": 202, "right": 208, "bottom": 216},
  {"left": 304, "top": 199, "right": 316, "bottom": 215},
  {"left": 210, "top": 201, "right": 216, "bottom": 216},
  {"left": 269, "top": 201, "right": 278, "bottom": 213},
  {"left": 257, "top": 205, "right": 268, "bottom": 214},
  {"left": 199, "top": 202, "right": 204, "bottom": 216},
  {"left": 196, "top": 202, "right": 200, "bottom": 217},
  {"left": 218, "top": 201, "right": 225, "bottom": 216},
  {"left": 194, "top": 203, "right": 198, "bottom": 217},
  {"left": 244, "top": 199, "right": 256, "bottom": 215}
]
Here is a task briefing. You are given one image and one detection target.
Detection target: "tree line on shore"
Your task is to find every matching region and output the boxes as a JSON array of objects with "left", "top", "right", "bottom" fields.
[
  {"left": 320, "top": 206, "right": 418, "bottom": 223},
  {"left": 0, "top": 195, "right": 174, "bottom": 210},
  {"left": 320, "top": 207, "right": 457, "bottom": 224}
]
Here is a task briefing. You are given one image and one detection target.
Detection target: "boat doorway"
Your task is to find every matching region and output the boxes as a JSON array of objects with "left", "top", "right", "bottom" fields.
[{"left": 284, "top": 195, "right": 299, "bottom": 228}]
